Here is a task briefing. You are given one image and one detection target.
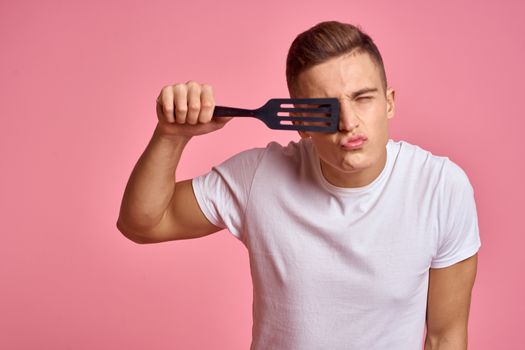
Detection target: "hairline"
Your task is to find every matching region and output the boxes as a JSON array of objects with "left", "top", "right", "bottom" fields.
[{"left": 288, "top": 49, "right": 388, "bottom": 97}]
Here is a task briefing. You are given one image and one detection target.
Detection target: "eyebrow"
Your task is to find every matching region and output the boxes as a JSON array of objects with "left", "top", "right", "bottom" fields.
[{"left": 349, "top": 88, "right": 379, "bottom": 99}]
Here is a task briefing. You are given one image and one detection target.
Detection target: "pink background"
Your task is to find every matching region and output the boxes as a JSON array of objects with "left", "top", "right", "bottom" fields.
[{"left": 1, "top": 0, "right": 523, "bottom": 348}]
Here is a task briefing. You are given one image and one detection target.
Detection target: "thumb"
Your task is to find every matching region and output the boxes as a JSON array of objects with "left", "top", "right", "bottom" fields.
[{"left": 213, "top": 116, "right": 234, "bottom": 125}]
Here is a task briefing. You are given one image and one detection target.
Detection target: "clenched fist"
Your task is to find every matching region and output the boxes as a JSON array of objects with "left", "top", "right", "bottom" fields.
[{"left": 155, "top": 81, "right": 232, "bottom": 138}]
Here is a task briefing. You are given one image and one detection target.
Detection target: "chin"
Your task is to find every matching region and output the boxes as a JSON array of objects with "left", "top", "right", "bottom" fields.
[
  {"left": 329, "top": 157, "right": 370, "bottom": 173},
  {"left": 340, "top": 152, "right": 371, "bottom": 170}
]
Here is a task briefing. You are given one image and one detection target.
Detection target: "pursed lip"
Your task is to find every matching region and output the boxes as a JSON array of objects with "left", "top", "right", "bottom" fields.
[{"left": 340, "top": 134, "right": 368, "bottom": 148}]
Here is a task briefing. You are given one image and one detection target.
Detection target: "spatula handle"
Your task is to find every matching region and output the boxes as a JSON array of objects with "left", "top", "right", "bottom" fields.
[{"left": 213, "top": 106, "right": 255, "bottom": 117}]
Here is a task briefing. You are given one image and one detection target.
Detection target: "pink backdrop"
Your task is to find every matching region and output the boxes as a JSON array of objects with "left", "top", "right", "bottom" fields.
[{"left": 1, "top": 0, "right": 523, "bottom": 348}]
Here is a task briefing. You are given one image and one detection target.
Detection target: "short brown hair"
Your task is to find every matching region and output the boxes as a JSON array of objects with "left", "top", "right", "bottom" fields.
[{"left": 286, "top": 21, "right": 387, "bottom": 95}]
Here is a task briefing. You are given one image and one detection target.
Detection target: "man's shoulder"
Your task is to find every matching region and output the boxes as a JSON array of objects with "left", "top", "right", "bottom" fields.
[
  {"left": 230, "top": 138, "right": 306, "bottom": 155},
  {"left": 390, "top": 139, "right": 450, "bottom": 169},
  {"left": 254, "top": 138, "right": 312, "bottom": 162},
  {"left": 213, "top": 139, "right": 307, "bottom": 173},
  {"left": 389, "top": 139, "right": 472, "bottom": 190}
]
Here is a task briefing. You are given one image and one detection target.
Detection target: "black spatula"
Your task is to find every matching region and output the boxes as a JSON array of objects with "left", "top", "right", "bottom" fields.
[{"left": 212, "top": 98, "right": 340, "bottom": 132}]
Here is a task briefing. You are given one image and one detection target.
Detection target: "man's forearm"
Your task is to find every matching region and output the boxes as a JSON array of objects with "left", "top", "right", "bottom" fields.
[{"left": 117, "top": 124, "right": 191, "bottom": 232}]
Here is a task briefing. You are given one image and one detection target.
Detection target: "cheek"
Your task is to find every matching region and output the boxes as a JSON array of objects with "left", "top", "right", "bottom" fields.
[
  {"left": 367, "top": 102, "right": 387, "bottom": 118},
  {"left": 364, "top": 105, "right": 389, "bottom": 132},
  {"left": 312, "top": 136, "right": 337, "bottom": 156}
]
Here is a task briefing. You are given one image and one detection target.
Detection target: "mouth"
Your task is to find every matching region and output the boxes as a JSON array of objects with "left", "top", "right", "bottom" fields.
[{"left": 340, "top": 135, "right": 368, "bottom": 150}]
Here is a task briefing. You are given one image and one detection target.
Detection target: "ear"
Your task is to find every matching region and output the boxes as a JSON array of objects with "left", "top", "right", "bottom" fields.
[{"left": 386, "top": 87, "right": 395, "bottom": 120}]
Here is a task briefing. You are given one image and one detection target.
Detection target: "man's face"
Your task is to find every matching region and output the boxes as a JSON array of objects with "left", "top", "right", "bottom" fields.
[{"left": 292, "top": 51, "right": 395, "bottom": 187}]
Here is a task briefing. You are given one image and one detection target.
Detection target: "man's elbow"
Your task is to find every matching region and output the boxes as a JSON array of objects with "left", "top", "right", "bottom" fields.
[
  {"left": 116, "top": 219, "right": 156, "bottom": 244},
  {"left": 424, "top": 330, "right": 468, "bottom": 350}
]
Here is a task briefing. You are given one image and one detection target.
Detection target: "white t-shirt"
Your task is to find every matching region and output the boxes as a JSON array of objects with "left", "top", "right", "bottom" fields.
[{"left": 192, "top": 138, "right": 481, "bottom": 350}]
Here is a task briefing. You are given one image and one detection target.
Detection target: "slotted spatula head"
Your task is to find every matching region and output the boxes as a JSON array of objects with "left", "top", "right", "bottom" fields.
[
  {"left": 212, "top": 98, "right": 340, "bottom": 132},
  {"left": 260, "top": 98, "right": 340, "bottom": 132}
]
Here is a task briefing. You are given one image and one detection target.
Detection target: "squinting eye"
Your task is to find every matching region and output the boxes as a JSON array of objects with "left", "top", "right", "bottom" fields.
[{"left": 357, "top": 96, "right": 373, "bottom": 101}]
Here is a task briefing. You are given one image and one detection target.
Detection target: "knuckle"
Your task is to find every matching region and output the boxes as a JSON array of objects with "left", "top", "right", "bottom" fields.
[
  {"left": 175, "top": 106, "right": 187, "bottom": 113},
  {"left": 188, "top": 103, "right": 200, "bottom": 111},
  {"left": 200, "top": 116, "right": 212, "bottom": 124},
  {"left": 173, "top": 83, "right": 186, "bottom": 92},
  {"left": 201, "top": 100, "right": 214, "bottom": 109}
]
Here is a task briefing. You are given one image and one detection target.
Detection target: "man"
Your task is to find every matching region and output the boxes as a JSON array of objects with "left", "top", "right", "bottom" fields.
[{"left": 117, "top": 21, "right": 480, "bottom": 349}]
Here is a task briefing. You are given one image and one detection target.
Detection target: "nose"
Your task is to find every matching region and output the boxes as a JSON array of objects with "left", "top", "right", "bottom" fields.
[{"left": 338, "top": 100, "right": 359, "bottom": 132}]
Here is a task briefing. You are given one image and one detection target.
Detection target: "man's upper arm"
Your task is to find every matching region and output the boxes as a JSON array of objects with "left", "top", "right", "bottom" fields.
[
  {"left": 129, "top": 179, "right": 223, "bottom": 243},
  {"left": 425, "top": 253, "right": 478, "bottom": 347}
]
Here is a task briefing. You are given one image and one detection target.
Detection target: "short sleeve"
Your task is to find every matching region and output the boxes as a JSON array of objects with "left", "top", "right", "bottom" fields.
[
  {"left": 431, "top": 160, "right": 481, "bottom": 268},
  {"left": 192, "top": 147, "right": 266, "bottom": 241}
]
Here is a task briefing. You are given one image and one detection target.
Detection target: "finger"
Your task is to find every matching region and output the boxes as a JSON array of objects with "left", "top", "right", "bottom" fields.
[
  {"left": 186, "top": 81, "right": 201, "bottom": 125},
  {"left": 198, "top": 84, "right": 215, "bottom": 124},
  {"left": 158, "top": 87, "right": 175, "bottom": 123},
  {"left": 173, "top": 84, "right": 188, "bottom": 124}
]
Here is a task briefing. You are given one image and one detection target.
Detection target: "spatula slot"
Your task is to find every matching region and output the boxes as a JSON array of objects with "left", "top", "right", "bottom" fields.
[
  {"left": 277, "top": 111, "right": 331, "bottom": 119},
  {"left": 278, "top": 107, "right": 332, "bottom": 114},
  {"left": 278, "top": 116, "right": 332, "bottom": 122}
]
